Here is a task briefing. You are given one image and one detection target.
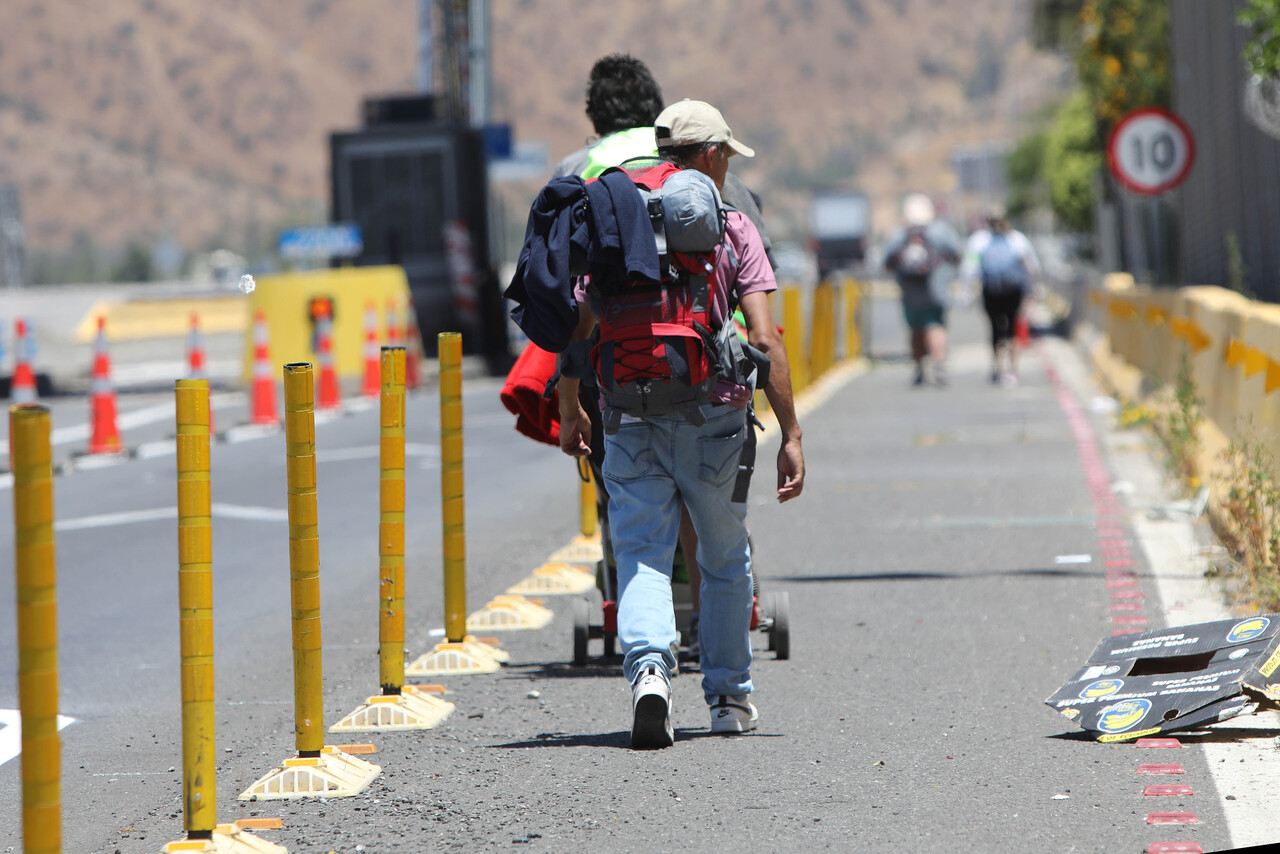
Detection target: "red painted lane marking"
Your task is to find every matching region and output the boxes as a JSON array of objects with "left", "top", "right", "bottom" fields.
[
  {"left": 1110, "top": 601, "right": 1144, "bottom": 612},
  {"left": 1147, "top": 843, "right": 1203, "bottom": 853},
  {"left": 1105, "top": 558, "right": 1136, "bottom": 568},
  {"left": 1112, "top": 588, "right": 1145, "bottom": 599},
  {"left": 1138, "top": 763, "right": 1185, "bottom": 774},
  {"left": 1144, "top": 784, "right": 1193, "bottom": 796},
  {"left": 1102, "top": 549, "right": 1132, "bottom": 559},
  {"left": 1098, "top": 538, "right": 1130, "bottom": 548},
  {"left": 1106, "top": 577, "right": 1139, "bottom": 588},
  {"left": 1136, "top": 738, "right": 1181, "bottom": 748},
  {"left": 1113, "top": 615, "right": 1149, "bottom": 626},
  {"left": 1147, "top": 812, "right": 1199, "bottom": 825}
]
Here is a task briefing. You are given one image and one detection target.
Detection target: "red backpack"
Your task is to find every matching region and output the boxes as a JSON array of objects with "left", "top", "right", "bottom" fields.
[{"left": 586, "top": 160, "right": 729, "bottom": 431}]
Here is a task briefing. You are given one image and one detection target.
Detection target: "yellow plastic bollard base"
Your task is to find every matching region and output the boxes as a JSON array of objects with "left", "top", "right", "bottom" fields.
[
  {"left": 405, "top": 637, "right": 506, "bottom": 676},
  {"left": 548, "top": 533, "right": 603, "bottom": 565},
  {"left": 329, "top": 685, "right": 455, "bottom": 732},
  {"left": 506, "top": 562, "right": 597, "bottom": 596},
  {"left": 161, "top": 819, "right": 287, "bottom": 852},
  {"left": 238, "top": 746, "right": 380, "bottom": 801},
  {"left": 465, "top": 595, "right": 554, "bottom": 631}
]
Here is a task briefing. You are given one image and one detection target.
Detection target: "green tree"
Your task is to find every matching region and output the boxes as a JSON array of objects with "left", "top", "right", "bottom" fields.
[
  {"left": 1043, "top": 90, "right": 1104, "bottom": 232},
  {"left": 1239, "top": 0, "right": 1280, "bottom": 78},
  {"left": 1076, "top": 0, "right": 1171, "bottom": 132}
]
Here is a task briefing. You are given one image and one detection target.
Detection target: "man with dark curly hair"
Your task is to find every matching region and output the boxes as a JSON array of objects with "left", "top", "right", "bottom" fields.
[{"left": 552, "top": 54, "right": 665, "bottom": 179}]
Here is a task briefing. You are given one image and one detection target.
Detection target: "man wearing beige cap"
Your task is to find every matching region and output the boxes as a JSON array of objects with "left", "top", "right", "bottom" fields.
[{"left": 558, "top": 98, "right": 804, "bottom": 749}]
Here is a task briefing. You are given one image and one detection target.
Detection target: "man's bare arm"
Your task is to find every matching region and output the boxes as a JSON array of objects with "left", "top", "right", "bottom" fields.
[{"left": 739, "top": 290, "right": 804, "bottom": 502}]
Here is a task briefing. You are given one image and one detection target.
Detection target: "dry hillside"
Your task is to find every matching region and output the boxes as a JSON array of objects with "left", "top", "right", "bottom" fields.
[{"left": 0, "top": 0, "right": 1069, "bottom": 278}]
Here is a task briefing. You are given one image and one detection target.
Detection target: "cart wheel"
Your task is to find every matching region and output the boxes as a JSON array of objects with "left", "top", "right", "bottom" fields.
[
  {"left": 772, "top": 591, "right": 791, "bottom": 660},
  {"left": 603, "top": 631, "right": 616, "bottom": 659},
  {"left": 572, "top": 598, "right": 590, "bottom": 667}
]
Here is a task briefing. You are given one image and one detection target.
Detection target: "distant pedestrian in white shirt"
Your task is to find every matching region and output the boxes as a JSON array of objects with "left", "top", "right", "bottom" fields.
[{"left": 961, "top": 208, "right": 1041, "bottom": 386}]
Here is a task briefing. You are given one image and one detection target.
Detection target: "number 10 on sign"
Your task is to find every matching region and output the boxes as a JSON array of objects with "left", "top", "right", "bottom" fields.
[{"left": 1107, "top": 107, "right": 1196, "bottom": 196}]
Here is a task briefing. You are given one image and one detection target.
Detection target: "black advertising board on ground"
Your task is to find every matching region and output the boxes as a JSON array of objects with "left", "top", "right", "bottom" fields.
[{"left": 1046, "top": 615, "right": 1280, "bottom": 742}]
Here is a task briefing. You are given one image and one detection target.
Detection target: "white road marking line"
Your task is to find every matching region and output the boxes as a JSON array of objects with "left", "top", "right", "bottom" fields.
[
  {"left": 0, "top": 709, "right": 76, "bottom": 768},
  {"left": 318, "top": 443, "right": 439, "bottom": 463},
  {"left": 54, "top": 503, "right": 290, "bottom": 531}
]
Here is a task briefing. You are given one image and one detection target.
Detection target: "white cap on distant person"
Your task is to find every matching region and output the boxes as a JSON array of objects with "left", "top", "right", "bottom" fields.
[
  {"left": 655, "top": 99, "right": 755, "bottom": 157},
  {"left": 903, "top": 193, "right": 935, "bottom": 226}
]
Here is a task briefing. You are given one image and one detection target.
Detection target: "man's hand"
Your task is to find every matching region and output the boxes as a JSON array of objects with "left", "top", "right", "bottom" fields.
[
  {"left": 558, "top": 401, "right": 592, "bottom": 457},
  {"left": 776, "top": 436, "right": 804, "bottom": 502}
]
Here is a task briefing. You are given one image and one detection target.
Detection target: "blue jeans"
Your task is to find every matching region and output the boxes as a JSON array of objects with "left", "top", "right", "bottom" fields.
[{"left": 603, "top": 403, "right": 754, "bottom": 703}]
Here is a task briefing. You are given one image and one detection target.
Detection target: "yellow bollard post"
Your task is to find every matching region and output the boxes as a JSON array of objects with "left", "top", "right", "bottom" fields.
[
  {"left": 174, "top": 380, "right": 216, "bottom": 837},
  {"left": 240, "top": 363, "right": 380, "bottom": 801},
  {"left": 11, "top": 404, "right": 61, "bottom": 854},
  {"left": 783, "top": 287, "right": 810, "bottom": 392},
  {"left": 377, "top": 348, "right": 407, "bottom": 695},
  {"left": 579, "top": 458, "right": 597, "bottom": 540},
  {"left": 439, "top": 333, "right": 467, "bottom": 644},
  {"left": 810, "top": 282, "right": 836, "bottom": 380},
  {"left": 283, "top": 363, "right": 324, "bottom": 757},
  {"left": 405, "top": 335, "right": 506, "bottom": 675},
  {"left": 844, "top": 278, "right": 863, "bottom": 359},
  {"left": 331, "top": 348, "right": 454, "bottom": 732}
]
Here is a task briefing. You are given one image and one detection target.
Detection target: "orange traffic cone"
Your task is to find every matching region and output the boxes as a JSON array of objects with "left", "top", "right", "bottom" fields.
[
  {"left": 1015, "top": 312, "right": 1031, "bottom": 348},
  {"left": 9, "top": 317, "right": 37, "bottom": 404},
  {"left": 361, "top": 301, "right": 380, "bottom": 398},
  {"left": 88, "top": 316, "right": 122, "bottom": 454},
  {"left": 250, "top": 308, "right": 279, "bottom": 426},
  {"left": 404, "top": 296, "right": 423, "bottom": 390},
  {"left": 187, "top": 312, "right": 214, "bottom": 433},
  {"left": 316, "top": 306, "right": 341, "bottom": 410},
  {"left": 385, "top": 297, "right": 403, "bottom": 351}
]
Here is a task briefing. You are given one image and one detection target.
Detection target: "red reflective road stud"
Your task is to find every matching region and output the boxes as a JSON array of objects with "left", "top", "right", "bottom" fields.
[
  {"left": 1136, "top": 738, "right": 1181, "bottom": 748},
  {"left": 1147, "top": 812, "right": 1199, "bottom": 825},
  {"left": 1144, "top": 784, "right": 1193, "bottom": 796},
  {"left": 1147, "top": 843, "right": 1203, "bottom": 854},
  {"left": 1138, "top": 763, "right": 1185, "bottom": 774}
]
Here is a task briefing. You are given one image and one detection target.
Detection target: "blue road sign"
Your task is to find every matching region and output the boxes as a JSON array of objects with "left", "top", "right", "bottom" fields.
[{"left": 277, "top": 223, "right": 363, "bottom": 260}]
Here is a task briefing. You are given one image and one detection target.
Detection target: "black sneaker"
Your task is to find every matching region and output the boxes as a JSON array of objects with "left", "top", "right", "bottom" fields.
[{"left": 630, "top": 664, "right": 674, "bottom": 749}]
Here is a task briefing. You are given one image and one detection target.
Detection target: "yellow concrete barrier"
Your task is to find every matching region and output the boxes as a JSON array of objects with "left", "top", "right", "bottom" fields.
[{"left": 241, "top": 266, "right": 412, "bottom": 382}]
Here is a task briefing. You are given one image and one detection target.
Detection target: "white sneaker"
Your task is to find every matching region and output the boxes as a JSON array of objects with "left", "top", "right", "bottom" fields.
[
  {"left": 709, "top": 695, "right": 758, "bottom": 734},
  {"left": 631, "top": 664, "right": 674, "bottom": 749}
]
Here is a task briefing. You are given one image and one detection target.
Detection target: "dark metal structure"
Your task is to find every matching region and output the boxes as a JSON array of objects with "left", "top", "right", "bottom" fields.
[
  {"left": 1170, "top": 0, "right": 1280, "bottom": 301},
  {"left": 330, "top": 95, "right": 507, "bottom": 363}
]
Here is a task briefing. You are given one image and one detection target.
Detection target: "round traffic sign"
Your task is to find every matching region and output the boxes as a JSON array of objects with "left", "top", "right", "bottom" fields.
[{"left": 1106, "top": 108, "right": 1196, "bottom": 195}]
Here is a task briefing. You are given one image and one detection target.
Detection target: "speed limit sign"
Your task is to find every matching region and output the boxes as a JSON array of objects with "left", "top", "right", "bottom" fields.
[{"left": 1107, "top": 107, "right": 1196, "bottom": 195}]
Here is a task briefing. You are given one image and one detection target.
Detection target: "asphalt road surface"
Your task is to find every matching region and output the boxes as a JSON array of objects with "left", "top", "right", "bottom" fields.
[{"left": 0, "top": 299, "right": 1274, "bottom": 853}]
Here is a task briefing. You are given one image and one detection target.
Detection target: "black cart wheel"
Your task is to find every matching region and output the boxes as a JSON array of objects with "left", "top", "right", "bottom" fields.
[
  {"left": 572, "top": 598, "right": 590, "bottom": 666},
  {"left": 771, "top": 591, "right": 791, "bottom": 660}
]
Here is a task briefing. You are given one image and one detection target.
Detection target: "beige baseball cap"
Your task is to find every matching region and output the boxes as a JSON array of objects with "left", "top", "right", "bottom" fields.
[{"left": 655, "top": 99, "right": 755, "bottom": 157}]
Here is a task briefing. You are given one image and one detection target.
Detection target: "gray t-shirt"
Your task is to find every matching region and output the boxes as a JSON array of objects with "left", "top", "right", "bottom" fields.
[{"left": 883, "top": 220, "right": 963, "bottom": 310}]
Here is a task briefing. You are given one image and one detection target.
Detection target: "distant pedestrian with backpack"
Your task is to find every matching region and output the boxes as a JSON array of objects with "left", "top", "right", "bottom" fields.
[
  {"left": 883, "top": 193, "right": 962, "bottom": 387},
  {"left": 556, "top": 99, "right": 804, "bottom": 749},
  {"left": 961, "top": 207, "right": 1041, "bottom": 387}
]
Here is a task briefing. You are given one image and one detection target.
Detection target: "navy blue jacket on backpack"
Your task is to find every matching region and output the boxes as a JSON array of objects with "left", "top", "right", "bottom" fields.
[{"left": 505, "top": 171, "right": 660, "bottom": 353}]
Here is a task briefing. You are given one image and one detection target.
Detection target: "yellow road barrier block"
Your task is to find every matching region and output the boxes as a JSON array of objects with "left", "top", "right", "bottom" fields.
[
  {"left": 548, "top": 533, "right": 603, "bottom": 565},
  {"left": 329, "top": 685, "right": 454, "bottom": 734},
  {"left": 76, "top": 298, "right": 248, "bottom": 342},
  {"left": 161, "top": 818, "right": 286, "bottom": 852},
  {"left": 466, "top": 595, "right": 555, "bottom": 631},
  {"left": 507, "top": 563, "right": 597, "bottom": 596},
  {"left": 238, "top": 746, "right": 380, "bottom": 802}
]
